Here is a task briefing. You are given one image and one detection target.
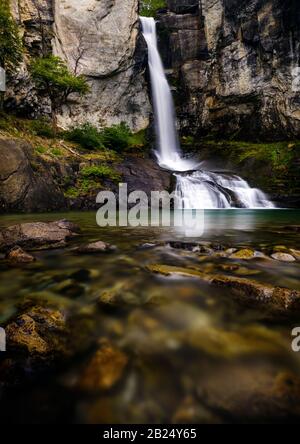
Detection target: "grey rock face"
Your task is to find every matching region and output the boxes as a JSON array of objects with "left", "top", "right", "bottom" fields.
[
  {"left": 8, "top": 0, "right": 151, "bottom": 132},
  {"left": 158, "top": 0, "right": 300, "bottom": 140},
  {"left": 53, "top": 0, "right": 151, "bottom": 131}
]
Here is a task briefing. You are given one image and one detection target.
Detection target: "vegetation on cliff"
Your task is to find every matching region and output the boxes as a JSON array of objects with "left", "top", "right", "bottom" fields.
[
  {"left": 0, "top": 0, "right": 22, "bottom": 71},
  {"left": 0, "top": 0, "right": 23, "bottom": 109},
  {"left": 30, "top": 56, "right": 89, "bottom": 127},
  {"left": 140, "top": 0, "right": 167, "bottom": 16}
]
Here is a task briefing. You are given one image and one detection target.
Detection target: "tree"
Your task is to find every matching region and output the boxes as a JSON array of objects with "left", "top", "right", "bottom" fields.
[
  {"left": 31, "top": 55, "right": 89, "bottom": 128},
  {"left": 0, "top": 0, "right": 23, "bottom": 108}
]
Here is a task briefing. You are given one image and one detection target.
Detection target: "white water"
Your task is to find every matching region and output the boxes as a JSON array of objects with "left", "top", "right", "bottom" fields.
[{"left": 140, "top": 16, "right": 274, "bottom": 209}]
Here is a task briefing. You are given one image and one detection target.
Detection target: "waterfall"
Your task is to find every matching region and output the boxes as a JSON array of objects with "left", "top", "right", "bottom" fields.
[{"left": 140, "top": 16, "right": 274, "bottom": 209}]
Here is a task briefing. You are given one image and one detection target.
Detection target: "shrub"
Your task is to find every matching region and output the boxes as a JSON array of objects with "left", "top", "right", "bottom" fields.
[
  {"left": 100, "top": 123, "right": 131, "bottom": 151},
  {"left": 65, "top": 123, "right": 104, "bottom": 150},
  {"left": 65, "top": 122, "right": 144, "bottom": 152},
  {"left": 0, "top": 0, "right": 23, "bottom": 71},
  {"left": 28, "top": 119, "right": 56, "bottom": 138}
]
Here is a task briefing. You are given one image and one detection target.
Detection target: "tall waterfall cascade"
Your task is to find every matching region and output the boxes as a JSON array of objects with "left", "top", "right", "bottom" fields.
[{"left": 140, "top": 17, "right": 274, "bottom": 209}]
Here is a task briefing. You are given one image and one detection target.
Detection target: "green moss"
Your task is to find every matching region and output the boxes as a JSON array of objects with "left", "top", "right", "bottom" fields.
[
  {"left": 28, "top": 119, "right": 56, "bottom": 139},
  {"left": 140, "top": 0, "right": 167, "bottom": 16},
  {"left": 80, "top": 165, "right": 121, "bottom": 183},
  {"left": 35, "top": 145, "right": 47, "bottom": 154},
  {"left": 51, "top": 148, "right": 63, "bottom": 157}
]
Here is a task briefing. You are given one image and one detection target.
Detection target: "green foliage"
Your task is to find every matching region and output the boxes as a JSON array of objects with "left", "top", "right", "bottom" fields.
[
  {"left": 0, "top": 0, "right": 23, "bottom": 71},
  {"left": 204, "top": 139, "right": 300, "bottom": 195},
  {"left": 80, "top": 165, "right": 121, "bottom": 183},
  {"left": 51, "top": 147, "right": 63, "bottom": 157},
  {"left": 65, "top": 122, "right": 146, "bottom": 152},
  {"left": 31, "top": 56, "right": 89, "bottom": 112},
  {"left": 140, "top": 0, "right": 167, "bottom": 16},
  {"left": 35, "top": 145, "right": 47, "bottom": 154},
  {"left": 64, "top": 123, "right": 104, "bottom": 150},
  {"left": 28, "top": 119, "right": 56, "bottom": 138},
  {"left": 100, "top": 123, "right": 132, "bottom": 151}
]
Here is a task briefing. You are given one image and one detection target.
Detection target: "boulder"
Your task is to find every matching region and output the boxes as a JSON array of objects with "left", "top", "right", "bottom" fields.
[
  {"left": 0, "top": 219, "right": 80, "bottom": 252},
  {"left": 0, "top": 138, "right": 66, "bottom": 213},
  {"left": 5, "top": 306, "right": 67, "bottom": 358},
  {"left": 5, "top": 246, "right": 36, "bottom": 264},
  {"left": 271, "top": 252, "right": 296, "bottom": 262}
]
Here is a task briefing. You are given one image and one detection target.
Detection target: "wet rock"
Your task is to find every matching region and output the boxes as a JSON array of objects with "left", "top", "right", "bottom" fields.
[
  {"left": 147, "top": 264, "right": 300, "bottom": 316},
  {"left": 290, "top": 249, "right": 300, "bottom": 260},
  {"left": 197, "top": 361, "right": 300, "bottom": 422},
  {"left": 138, "top": 243, "right": 159, "bottom": 250},
  {"left": 76, "top": 341, "right": 128, "bottom": 392},
  {"left": 5, "top": 246, "right": 35, "bottom": 264},
  {"left": 5, "top": 306, "right": 67, "bottom": 358},
  {"left": 230, "top": 249, "right": 256, "bottom": 260},
  {"left": 98, "top": 281, "right": 145, "bottom": 308},
  {"left": 51, "top": 279, "right": 86, "bottom": 298},
  {"left": 168, "top": 241, "right": 199, "bottom": 251},
  {"left": 271, "top": 252, "right": 296, "bottom": 262},
  {"left": 0, "top": 219, "right": 80, "bottom": 252},
  {"left": 146, "top": 264, "right": 209, "bottom": 281},
  {"left": 212, "top": 275, "right": 300, "bottom": 316},
  {"left": 73, "top": 241, "right": 116, "bottom": 254}
]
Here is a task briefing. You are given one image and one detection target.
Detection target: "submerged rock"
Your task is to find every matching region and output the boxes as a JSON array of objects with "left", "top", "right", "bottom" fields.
[
  {"left": 76, "top": 341, "right": 128, "bottom": 392},
  {"left": 212, "top": 276, "right": 300, "bottom": 316},
  {"left": 271, "top": 252, "right": 296, "bottom": 262},
  {"left": 73, "top": 241, "right": 116, "bottom": 254},
  {"left": 5, "top": 306, "right": 67, "bottom": 358},
  {"left": 147, "top": 264, "right": 300, "bottom": 316},
  {"left": 197, "top": 361, "right": 300, "bottom": 422},
  {"left": 290, "top": 249, "right": 300, "bottom": 260},
  {"left": 5, "top": 246, "right": 36, "bottom": 264},
  {"left": 0, "top": 219, "right": 80, "bottom": 252},
  {"left": 230, "top": 249, "right": 256, "bottom": 260}
]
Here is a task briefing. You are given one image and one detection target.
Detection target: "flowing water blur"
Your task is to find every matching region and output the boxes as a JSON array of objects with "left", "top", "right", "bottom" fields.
[{"left": 0, "top": 210, "right": 299, "bottom": 423}]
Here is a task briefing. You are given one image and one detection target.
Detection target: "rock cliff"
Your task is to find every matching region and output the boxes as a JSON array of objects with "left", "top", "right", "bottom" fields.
[
  {"left": 157, "top": 0, "right": 300, "bottom": 140},
  {"left": 7, "top": 0, "right": 150, "bottom": 132}
]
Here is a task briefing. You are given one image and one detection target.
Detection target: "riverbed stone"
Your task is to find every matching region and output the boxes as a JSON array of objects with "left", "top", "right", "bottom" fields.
[
  {"left": 230, "top": 249, "right": 256, "bottom": 260},
  {"left": 197, "top": 361, "right": 300, "bottom": 421},
  {"left": 147, "top": 264, "right": 300, "bottom": 316},
  {"left": 76, "top": 341, "right": 128, "bottom": 392},
  {"left": 5, "top": 246, "right": 36, "bottom": 264},
  {"left": 290, "top": 249, "right": 300, "bottom": 260},
  {"left": 5, "top": 306, "right": 67, "bottom": 358},
  {"left": 0, "top": 219, "right": 80, "bottom": 252},
  {"left": 73, "top": 241, "right": 116, "bottom": 254},
  {"left": 271, "top": 252, "right": 296, "bottom": 262}
]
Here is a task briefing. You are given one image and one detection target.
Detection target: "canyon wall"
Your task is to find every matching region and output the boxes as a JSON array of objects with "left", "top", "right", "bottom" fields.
[
  {"left": 157, "top": 0, "right": 300, "bottom": 140},
  {"left": 7, "top": 0, "right": 150, "bottom": 131}
]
